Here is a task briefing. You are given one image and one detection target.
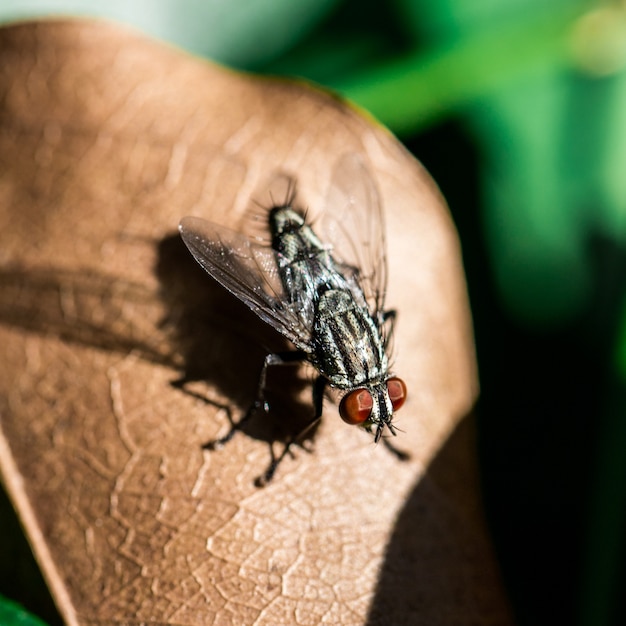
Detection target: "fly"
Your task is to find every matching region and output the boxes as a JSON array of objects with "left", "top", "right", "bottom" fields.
[{"left": 178, "top": 154, "right": 407, "bottom": 483}]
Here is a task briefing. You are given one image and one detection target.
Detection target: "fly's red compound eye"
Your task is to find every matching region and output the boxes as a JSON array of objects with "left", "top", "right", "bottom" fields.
[
  {"left": 387, "top": 377, "right": 407, "bottom": 411},
  {"left": 339, "top": 389, "right": 373, "bottom": 425}
]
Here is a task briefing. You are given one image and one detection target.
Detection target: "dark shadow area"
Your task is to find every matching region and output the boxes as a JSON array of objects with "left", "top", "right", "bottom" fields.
[
  {"left": 154, "top": 233, "right": 320, "bottom": 448},
  {"left": 405, "top": 120, "right": 588, "bottom": 625},
  {"left": 367, "top": 412, "right": 509, "bottom": 625},
  {"left": 579, "top": 232, "right": 626, "bottom": 626},
  {"left": 0, "top": 264, "right": 174, "bottom": 367},
  {"left": 403, "top": 120, "right": 626, "bottom": 625},
  {"left": 0, "top": 235, "right": 320, "bottom": 450}
]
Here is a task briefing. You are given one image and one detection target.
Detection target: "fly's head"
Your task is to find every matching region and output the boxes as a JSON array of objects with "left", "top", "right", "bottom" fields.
[{"left": 338, "top": 377, "right": 407, "bottom": 442}]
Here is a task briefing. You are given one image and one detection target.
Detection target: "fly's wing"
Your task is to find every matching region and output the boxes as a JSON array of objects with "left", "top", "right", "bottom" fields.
[
  {"left": 179, "top": 216, "right": 312, "bottom": 350},
  {"left": 316, "top": 154, "right": 388, "bottom": 322}
]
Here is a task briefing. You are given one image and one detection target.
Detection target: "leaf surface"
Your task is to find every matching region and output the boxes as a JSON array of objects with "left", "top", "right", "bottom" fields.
[{"left": 0, "top": 20, "right": 511, "bottom": 626}]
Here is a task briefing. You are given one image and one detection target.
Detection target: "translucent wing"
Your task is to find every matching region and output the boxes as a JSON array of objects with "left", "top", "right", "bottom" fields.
[
  {"left": 316, "top": 154, "right": 388, "bottom": 320},
  {"left": 179, "top": 216, "right": 312, "bottom": 350}
]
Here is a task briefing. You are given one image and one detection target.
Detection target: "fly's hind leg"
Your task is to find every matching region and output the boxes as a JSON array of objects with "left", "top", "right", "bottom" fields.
[
  {"left": 383, "top": 310, "right": 396, "bottom": 322},
  {"left": 255, "top": 375, "right": 327, "bottom": 487},
  {"left": 204, "top": 350, "right": 307, "bottom": 451},
  {"left": 380, "top": 309, "right": 397, "bottom": 348}
]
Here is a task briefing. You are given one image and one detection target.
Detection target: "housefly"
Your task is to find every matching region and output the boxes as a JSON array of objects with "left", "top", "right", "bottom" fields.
[{"left": 178, "top": 154, "right": 407, "bottom": 482}]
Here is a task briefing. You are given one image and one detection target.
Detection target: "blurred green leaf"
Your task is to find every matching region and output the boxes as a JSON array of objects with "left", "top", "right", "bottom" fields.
[
  {"left": 0, "top": 596, "right": 49, "bottom": 626},
  {"left": 331, "top": 6, "right": 581, "bottom": 134}
]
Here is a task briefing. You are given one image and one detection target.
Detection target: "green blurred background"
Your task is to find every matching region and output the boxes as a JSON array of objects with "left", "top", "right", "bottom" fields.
[{"left": 1, "top": 1, "right": 625, "bottom": 624}]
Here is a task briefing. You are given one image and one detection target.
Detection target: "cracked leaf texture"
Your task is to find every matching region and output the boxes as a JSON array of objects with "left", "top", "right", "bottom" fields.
[{"left": 0, "top": 19, "right": 512, "bottom": 626}]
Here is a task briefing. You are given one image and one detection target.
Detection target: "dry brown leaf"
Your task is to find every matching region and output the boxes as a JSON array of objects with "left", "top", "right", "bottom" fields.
[{"left": 0, "top": 19, "right": 512, "bottom": 626}]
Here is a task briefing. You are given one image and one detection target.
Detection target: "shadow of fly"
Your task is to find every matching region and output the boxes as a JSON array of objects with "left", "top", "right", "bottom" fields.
[{"left": 179, "top": 154, "right": 407, "bottom": 485}]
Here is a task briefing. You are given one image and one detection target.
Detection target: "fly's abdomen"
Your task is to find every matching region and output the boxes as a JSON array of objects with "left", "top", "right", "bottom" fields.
[{"left": 313, "top": 288, "right": 387, "bottom": 389}]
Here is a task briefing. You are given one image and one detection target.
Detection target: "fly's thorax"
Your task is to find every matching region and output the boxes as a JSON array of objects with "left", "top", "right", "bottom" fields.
[
  {"left": 270, "top": 206, "right": 326, "bottom": 259},
  {"left": 313, "top": 288, "right": 388, "bottom": 388},
  {"left": 270, "top": 206, "right": 339, "bottom": 318}
]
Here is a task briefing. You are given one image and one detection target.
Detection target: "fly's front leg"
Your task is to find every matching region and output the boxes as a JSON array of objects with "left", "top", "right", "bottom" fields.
[
  {"left": 256, "top": 375, "right": 327, "bottom": 487},
  {"left": 204, "top": 350, "right": 306, "bottom": 450}
]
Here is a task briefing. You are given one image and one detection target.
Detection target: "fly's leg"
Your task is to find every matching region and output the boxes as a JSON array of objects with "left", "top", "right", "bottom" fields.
[
  {"left": 204, "top": 350, "right": 307, "bottom": 451},
  {"left": 255, "top": 375, "right": 327, "bottom": 487},
  {"left": 381, "top": 309, "right": 396, "bottom": 349},
  {"left": 383, "top": 309, "right": 396, "bottom": 324}
]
